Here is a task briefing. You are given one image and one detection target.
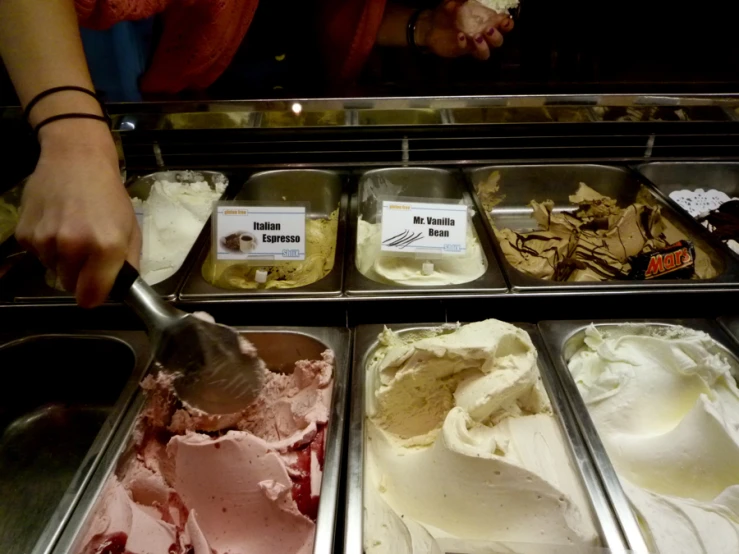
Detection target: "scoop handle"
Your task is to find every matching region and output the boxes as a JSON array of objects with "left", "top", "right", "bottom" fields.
[{"left": 111, "top": 261, "right": 186, "bottom": 340}]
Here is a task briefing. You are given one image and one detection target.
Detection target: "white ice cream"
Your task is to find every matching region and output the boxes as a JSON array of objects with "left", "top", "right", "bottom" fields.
[
  {"left": 132, "top": 179, "right": 225, "bottom": 285},
  {"left": 356, "top": 219, "right": 487, "bottom": 286},
  {"left": 478, "top": 0, "right": 519, "bottom": 13},
  {"left": 364, "top": 321, "right": 599, "bottom": 553},
  {"left": 568, "top": 325, "right": 739, "bottom": 553}
]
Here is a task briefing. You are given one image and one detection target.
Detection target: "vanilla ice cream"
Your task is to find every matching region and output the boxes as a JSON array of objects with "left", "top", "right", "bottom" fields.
[
  {"left": 568, "top": 325, "right": 739, "bottom": 554},
  {"left": 356, "top": 219, "right": 487, "bottom": 286},
  {"left": 133, "top": 177, "right": 226, "bottom": 285},
  {"left": 364, "top": 321, "right": 599, "bottom": 553}
]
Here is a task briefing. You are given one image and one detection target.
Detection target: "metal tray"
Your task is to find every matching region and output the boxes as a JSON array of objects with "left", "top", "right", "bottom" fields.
[
  {"left": 9, "top": 170, "right": 229, "bottom": 304},
  {"left": 180, "top": 169, "right": 347, "bottom": 300},
  {"left": 591, "top": 106, "right": 728, "bottom": 122},
  {"left": 635, "top": 161, "right": 739, "bottom": 257},
  {"left": 466, "top": 164, "right": 739, "bottom": 292},
  {"left": 449, "top": 107, "right": 594, "bottom": 124},
  {"left": 52, "top": 326, "right": 350, "bottom": 554},
  {"left": 538, "top": 318, "right": 739, "bottom": 554},
  {"left": 356, "top": 109, "right": 443, "bottom": 126},
  {"left": 0, "top": 330, "right": 149, "bottom": 554},
  {"left": 345, "top": 167, "right": 508, "bottom": 296},
  {"left": 345, "top": 323, "right": 627, "bottom": 554},
  {"left": 718, "top": 315, "right": 739, "bottom": 348}
]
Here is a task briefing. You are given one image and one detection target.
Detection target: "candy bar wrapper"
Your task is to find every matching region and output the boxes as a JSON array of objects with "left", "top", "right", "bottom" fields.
[{"left": 628, "top": 240, "right": 696, "bottom": 280}]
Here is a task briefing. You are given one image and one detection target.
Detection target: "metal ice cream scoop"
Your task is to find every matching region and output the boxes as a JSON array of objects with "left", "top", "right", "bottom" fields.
[{"left": 111, "top": 261, "right": 264, "bottom": 414}]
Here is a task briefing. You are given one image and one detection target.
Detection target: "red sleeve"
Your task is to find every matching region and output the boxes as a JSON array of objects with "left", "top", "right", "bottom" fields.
[
  {"left": 75, "top": 0, "right": 171, "bottom": 30},
  {"left": 317, "top": 0, "right": 388, "bottom": 85}
]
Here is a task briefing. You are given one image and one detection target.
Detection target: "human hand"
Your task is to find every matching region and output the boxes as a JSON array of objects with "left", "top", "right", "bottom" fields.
[
  {"left": 15, "top": 119, "right": 141, "bottom": 308},
  {"left": 416, "top": 0, "right": 514, "bottom": 61}
]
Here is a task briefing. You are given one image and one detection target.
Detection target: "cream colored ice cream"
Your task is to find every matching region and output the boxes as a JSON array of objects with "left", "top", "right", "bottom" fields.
[
  {"left": 364, "top": 321, "right": 599, "bottom": 553},
  {"left": 568, "top": 325, "right": 739, "bottom": 554},
  {"left": 203, "top": 209, "right": 338, "bottom": 289},
  {"left": 134, "top": 178, "right": 226, "bottom": 285},
  {"left": 356, "top": 218, "right": 487, "bottom": 286}
]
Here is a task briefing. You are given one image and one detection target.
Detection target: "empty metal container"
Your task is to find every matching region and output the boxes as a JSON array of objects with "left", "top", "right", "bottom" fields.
[
  {"left": 345, "top": 167, "right": 508, "bottom": 296},
  {"left": 0, "top": 331, "right": 149, "bottom": 554},
  {"left": 52, "top": 327, "right": 349, "bottom": 554},
  {"left": 467, "top": 164, "right": 738, "bottom": 292},
  {"left": 181, "top": 169, "right": 347, "bottom": 299}
]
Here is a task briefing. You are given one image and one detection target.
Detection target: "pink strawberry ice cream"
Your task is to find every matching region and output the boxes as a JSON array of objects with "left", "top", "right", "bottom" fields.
[{"left": 78, "top": 332, "right": 334, "bottom": 554}]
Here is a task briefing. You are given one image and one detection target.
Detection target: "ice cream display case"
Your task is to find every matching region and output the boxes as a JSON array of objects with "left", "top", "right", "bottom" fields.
[
  {"left": 51, "top": 326, "right": 350, "bottom": 554},
  {"left": 0, "top": 330, "right": 150, "bottom": 554},
  {"left": 538, "top": 319, "right": 739, "bottom": 553},
  {"left": 345, "top": 167, "right": 508, "bottom": 296}
]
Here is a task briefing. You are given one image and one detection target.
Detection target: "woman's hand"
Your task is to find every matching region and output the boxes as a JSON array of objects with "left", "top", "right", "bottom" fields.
[
  {"left": 15, "top": 119, "right": 141, "bottom": 308},
  {"left": 417, "top": 0, "right": 514, "bottom": 61}
]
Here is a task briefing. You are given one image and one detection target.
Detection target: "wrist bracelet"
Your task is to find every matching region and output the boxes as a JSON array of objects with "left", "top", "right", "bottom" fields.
[
  {"left": 23, "top": 86, "right": 100, "bottom": 123},
  {"left": 407, "top": 9, "right": 428, "bottom": 54},
  {"left": 34, "top": 113, "right": 110, "bottom": 139}
]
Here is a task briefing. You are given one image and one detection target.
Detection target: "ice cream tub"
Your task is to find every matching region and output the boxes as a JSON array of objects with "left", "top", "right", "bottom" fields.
[
  {"left": 357, "top": 109, "right": 443, "bottom": 126},
  {"left": 636, "top": 162, "right": 739, "bottom": 258},
  {"left": 346, "top": 167, "right": 508, "bottom": 296},
  {"left": 0, "top": 330, "right": 150, "bottom": 554},
  {"left": 538, "top": 318, "right": 739, "bottom": 554},
  {"left": 9, "top": 170, "right": 229, "bottom": 304},
  {"left": 346, "top": 322, "right": 628, "bottom": 554},
  {"left": 591, "top": 106, "right": 728, "bottom": 122},
  {"left": 181, "top": 169, "right": 347, "bottom": 299},
  {"left": 52, "top": 326, "right": 350, "bottom": 554},
  {"left": 467, "top": 164, "right": 739, "bottom": 292}
]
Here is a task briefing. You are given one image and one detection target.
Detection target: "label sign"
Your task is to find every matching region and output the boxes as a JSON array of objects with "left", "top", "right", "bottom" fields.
[
  {"left": 380, "top": 200, "right": 468, "bottom": 255},
  {"left": 215, "top": 205, "right": 306, "bottom": 261}
]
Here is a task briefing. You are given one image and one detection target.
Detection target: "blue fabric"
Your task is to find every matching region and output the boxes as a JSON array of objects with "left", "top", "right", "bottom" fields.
[{"left": 80, "top": 19, "right": 153, "bottom": 102}]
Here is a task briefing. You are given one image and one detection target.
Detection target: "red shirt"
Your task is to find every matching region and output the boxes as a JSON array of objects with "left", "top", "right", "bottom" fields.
[{"left": 75, "top": 0, "right": 387, "bottom": 94}]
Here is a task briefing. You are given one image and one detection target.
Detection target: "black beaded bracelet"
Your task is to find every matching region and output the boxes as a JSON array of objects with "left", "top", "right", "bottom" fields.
[
  {"left": 406, "top": 9, "right": 428, "bottom": 54},
  {"left": 33, "top": 113, "right": 110, "bottom": 139}
]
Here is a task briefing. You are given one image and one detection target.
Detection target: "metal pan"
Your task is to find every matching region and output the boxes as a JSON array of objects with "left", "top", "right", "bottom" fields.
[
  {"left": 538, "top": 318, "right": 739, "bottom": 554},
  {"left": 9, "top": 170, "right": 229, "bottom": 304},
  {"left": 345, "top": 322, "right": 627, "bottom": 554},
  {"left": 449, "top": 107, "right": 595, "bottom": 124},
  {"left": 635, "top": 161, "right": 739, "bottom": 259},
  {"left": 0, "top": 330, "right": 149, "bottom": 554},
  {"left": 180, "top": 169, "right": 347, "bottom": 299},
  {"left": 52, "top": 326, "right": 350, "bottom": 554},
  {"left": 345, "top": 167, "right": 508, "bottom": 296},
  {"left": 466, "top": 164, "right": 739, "bottom": 292}
]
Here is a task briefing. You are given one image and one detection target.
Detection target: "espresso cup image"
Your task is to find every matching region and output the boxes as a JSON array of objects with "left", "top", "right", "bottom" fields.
[{"left": 239, "top": 233, "right": 257, "bottom": 253}]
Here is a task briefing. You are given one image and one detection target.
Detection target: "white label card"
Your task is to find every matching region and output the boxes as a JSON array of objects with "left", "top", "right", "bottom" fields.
[
  {"left": 215, "top": 205, "right": 306, "bottom": 261},
  {"left": 380, "top": 200, "right": 468, "bottom": 255}
]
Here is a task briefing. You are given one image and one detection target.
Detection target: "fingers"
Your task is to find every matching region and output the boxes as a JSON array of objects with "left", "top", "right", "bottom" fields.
[
  {"left": 498, "top": 15, "right": 514, "bottom": 34},
  {"left": 127, "top": 215, "right": 142, "bottom": 269},
  {"left": 470, "top": 33, "right": 491, "bottom": 60},
  {"left": 75, "top": 234, "right": 128, "bottom": 308},
  {"left": 483, "top": 26, "right": 504, "bottom": 49}
]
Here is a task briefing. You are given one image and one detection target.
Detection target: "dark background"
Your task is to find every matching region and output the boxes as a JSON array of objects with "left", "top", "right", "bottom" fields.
[{"left": 2, "top": 1, "right": 739, "bottom": 104}]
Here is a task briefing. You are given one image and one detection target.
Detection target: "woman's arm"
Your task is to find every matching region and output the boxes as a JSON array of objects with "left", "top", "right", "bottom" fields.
[{"left": 0, "top": 0, "right": 140, "bottom": 308}]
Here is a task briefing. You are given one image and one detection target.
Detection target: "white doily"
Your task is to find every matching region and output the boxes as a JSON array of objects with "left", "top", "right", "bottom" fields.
[{"left": 669, "top": 188, "right": 737, "bottom": 217}]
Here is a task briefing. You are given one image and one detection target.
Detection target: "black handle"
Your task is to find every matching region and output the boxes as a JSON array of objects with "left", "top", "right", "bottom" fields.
[{"left": 110, "top": 260, "right": 140, "bottom": 302}]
